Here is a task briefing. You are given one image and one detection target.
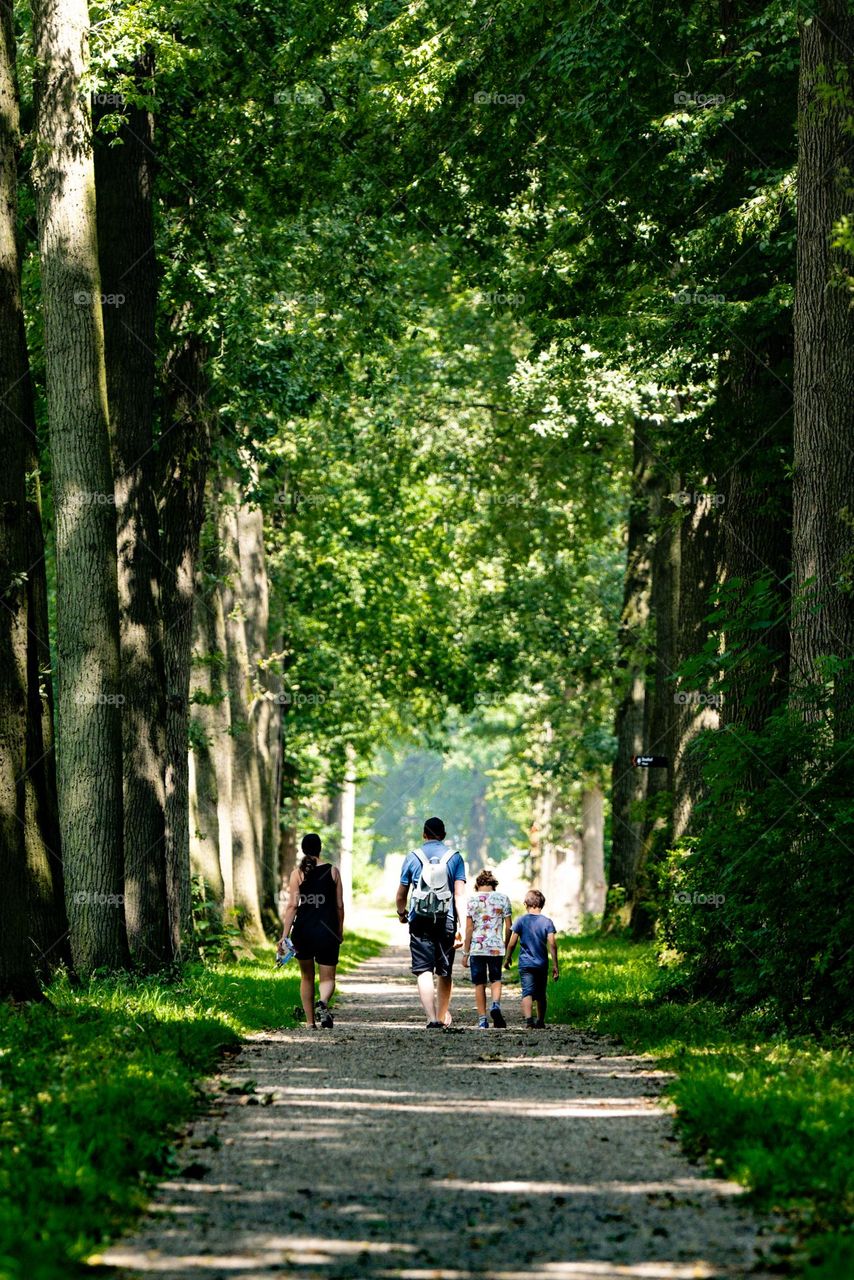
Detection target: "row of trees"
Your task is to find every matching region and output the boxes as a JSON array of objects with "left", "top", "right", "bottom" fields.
[{"left": 1, "top": 0, "right": 851, "bottom": 1026}]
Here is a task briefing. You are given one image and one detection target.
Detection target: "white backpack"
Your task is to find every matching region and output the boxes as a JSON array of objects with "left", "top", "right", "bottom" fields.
[{"left": 409, "top": 847, "right": 455, "bottom": 925}]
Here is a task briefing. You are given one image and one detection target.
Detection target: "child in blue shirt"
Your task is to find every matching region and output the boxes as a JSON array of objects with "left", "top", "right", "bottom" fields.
[{"left": 505, "top": 889, "right": 559, "bottom": 1028}]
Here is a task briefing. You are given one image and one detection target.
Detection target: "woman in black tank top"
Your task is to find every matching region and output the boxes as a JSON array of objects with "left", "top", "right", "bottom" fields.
[{"left": 278, "top": 833, "right": 345, "bottom": 1028}]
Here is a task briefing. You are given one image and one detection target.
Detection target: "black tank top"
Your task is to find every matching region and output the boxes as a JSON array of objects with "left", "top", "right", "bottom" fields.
[{"left": 294, "top": 862, "right": 339, "bottom": 937}]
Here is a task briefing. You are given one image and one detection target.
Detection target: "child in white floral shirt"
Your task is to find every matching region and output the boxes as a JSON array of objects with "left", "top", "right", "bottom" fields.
[{"left": 462, "top": 869, "right": 512, "bottom": 1028}]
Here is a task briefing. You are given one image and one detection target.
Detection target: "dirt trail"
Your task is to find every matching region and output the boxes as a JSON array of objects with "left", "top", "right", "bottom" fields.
[{"left": 98, "top": 946, "right": 776, "bottom": 1280}]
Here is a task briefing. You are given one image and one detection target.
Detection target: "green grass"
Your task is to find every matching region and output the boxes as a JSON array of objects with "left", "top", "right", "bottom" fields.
[
  {"left": 0, "top": 930, "right": 385, "bottom": 1280},
  {"left": 550, "top": 935, "right": 854, "bottom": 1278}
]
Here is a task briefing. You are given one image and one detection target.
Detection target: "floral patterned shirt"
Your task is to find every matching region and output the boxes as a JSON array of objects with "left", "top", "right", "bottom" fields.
[{"left": 466, "top": 891, "right": 512, "bottom": 955}]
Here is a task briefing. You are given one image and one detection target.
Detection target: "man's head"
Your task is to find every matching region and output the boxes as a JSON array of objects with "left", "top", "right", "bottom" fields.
[
  {"left": 525, "top": 889, "right": 546, "bottom": 910},
  {"left": 475, "top": 869, "right": 498, "bottom": 890},
  {"left": 423, "top": 816, "right": 446, "bottom": 842}
]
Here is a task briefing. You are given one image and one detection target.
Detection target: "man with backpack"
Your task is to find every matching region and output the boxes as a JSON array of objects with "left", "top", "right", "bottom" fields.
[{"left": 396, "top": 817, "right": 467, "bottom": 1029}]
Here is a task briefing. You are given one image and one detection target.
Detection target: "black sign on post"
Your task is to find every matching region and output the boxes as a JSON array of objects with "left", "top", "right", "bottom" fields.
[{"left": 631, "top": 754, "right": 669, "bottom": 768}]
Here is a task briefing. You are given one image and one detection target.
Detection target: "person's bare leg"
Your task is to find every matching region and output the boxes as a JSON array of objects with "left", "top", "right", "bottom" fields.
[
  {"left": 298, "top": 959, "right": 316, "bottom": 1025},
  {"left": 474, "top": 984, "right": 487, "bottom": 1016},
  {"left": 521, "top": 994, "right": 533, "bottom": 1020},
  {"left": 417, "top": 971, "right": 438, "bottom": 1022},
  {"left": 436, "top": 975, "right": 453, "bottom": 1025},
  {"left": 490, "top": 979, "right": 502, "bottom": 1006},
  {"left": 318, "top": 964, "right": 336, "bottom": 1005}
]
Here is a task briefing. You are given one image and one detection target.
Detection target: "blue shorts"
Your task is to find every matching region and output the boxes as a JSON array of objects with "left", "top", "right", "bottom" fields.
[
  {"left": 409, "top": 922, "right": 457, "bottom": 978},
  {"left": 469, "top": 955, "right": 503, "bottom": 985},
  {"left": 519, "top": 965, "right": 548, "bottom": 1002}
]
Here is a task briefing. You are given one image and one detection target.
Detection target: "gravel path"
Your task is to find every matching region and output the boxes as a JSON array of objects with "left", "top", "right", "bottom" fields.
[{"left": 97, "top": 946, "right": 777, "bottom": 1280}]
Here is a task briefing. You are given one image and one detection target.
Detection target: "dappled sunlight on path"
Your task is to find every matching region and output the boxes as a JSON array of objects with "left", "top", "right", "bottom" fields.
[{"left": 94, "top": 949, "right": 775, "bottom": 1280}]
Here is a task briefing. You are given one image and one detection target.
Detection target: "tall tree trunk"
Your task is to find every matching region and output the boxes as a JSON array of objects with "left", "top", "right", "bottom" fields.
[
  {"left": 673, "top": 491, "right": 720, "bottom": 840},
  {"left": 237, "top": 499, "right": 276, "bottom": 918},
  {"left": 23, "top": 455, "right": 68, "bottom": 975},
  {"left": 188, "top": 548, "right": 226, "bottom": 909},
  {"left": 2, "top": 0, "right": 67, "bottom": 981},
  {"left": 581, "top": 784, "right": 606, "bottom": 924},
  {"left": 792, "top": 0, "right": 854, "bottom": 731},
  {"left": 718, "top": 345, "right": 792, "bottom": 733},
  {"left": 632, "top": 484, "right": 681, "bottom": 936},
  {"left": 219, "top": 475, "right": 264, "bottom": 941},
  {"left": 159, "top": 332, "right": 209, "bottom": 957},
  {"left": 0, "top": 0, "right": 44, "bottom": 998},
  {"left": 31, "top": 0, "right": 129, "bottom": 973},
  {"left": 338, "top": 743, "right": 356, "bottom": 917},
  {"left": 607, "top": 422, "right": 657, "bottom": 921},
  {"left": 94, "top": 55, "right": 170, "bottom": 969}
]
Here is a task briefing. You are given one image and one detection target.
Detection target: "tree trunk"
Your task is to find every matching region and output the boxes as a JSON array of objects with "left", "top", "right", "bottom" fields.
[
  {"left": 673, "top": 491, "right": 720, "bottom": 840},
  {"left": 31, "top": 0, "right": 129, "bottom": 973},
  {"left": 188, "top": 538, "right": 226, "bottom": 908},
  {"left": 219, "top": 475, "right": 264, "bottom": 941},
  {"left": 338, "top": 743, "right": 356, "bottom": 917},
  {"left": 94, "top": 55, "right": 170, "bottom": 969},
  {"left": 719, "top": 345, "right": 792, "bottom": 733},
  {"left": 159, "top": 332, "right": 209, "bottom": 957},
  {"left": 792, "top": 0, "right": 854, "bottom": 731},
  {"left": 607, "top": 422, "right": 656, "bottom": 919},
  {"left": 0, "top": 0, "right": 44, "bottom": 998},
  {"left": 632, "top": 483, "right": 681, "bottom": 936},
  {"left": 581, "top": 785, "right": 606, "bottom": 923},
  {"left": 237, "top": 499, "right": 276, "bottom": 918}
]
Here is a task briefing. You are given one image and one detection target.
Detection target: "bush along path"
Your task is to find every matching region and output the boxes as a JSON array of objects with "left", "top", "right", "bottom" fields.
[{"left": 96, "top": 944, "right": 783, "bottom": 1280}]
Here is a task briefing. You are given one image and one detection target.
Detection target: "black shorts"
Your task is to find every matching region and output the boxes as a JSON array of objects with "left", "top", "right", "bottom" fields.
[
  {"left": 409, "top": 922, "right": 457, "bottom": 978},
  {"left": 469, "top": 955, "right": 503, "bottom": 985},
  {"left": 292, "top": 926, "right": 340, "bottom": 967}
]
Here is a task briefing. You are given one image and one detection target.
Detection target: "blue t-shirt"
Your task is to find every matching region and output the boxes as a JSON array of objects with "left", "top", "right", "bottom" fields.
[
  {"left": 400, "top": 841, "right": 466, "bottom": 931},
  {"left": 511, "top": 912, "right": 556, "bottom": 969}
]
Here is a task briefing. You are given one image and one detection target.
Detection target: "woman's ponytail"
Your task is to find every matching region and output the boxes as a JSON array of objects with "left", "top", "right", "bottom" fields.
[{"left": 299, "top": 832, "right": 322, "bottom": 874}]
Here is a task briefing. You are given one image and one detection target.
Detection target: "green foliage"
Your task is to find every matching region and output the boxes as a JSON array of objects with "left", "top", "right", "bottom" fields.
[
  {"left": 550, "top": 935, "right": 854, "bottom": 1275},
  {"left": 0, "top": 935, "right": 384, "bottom": 1280}
]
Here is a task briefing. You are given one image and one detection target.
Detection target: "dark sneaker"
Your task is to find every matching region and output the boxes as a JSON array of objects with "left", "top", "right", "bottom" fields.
[
  {"left": 534, "top": 1018, "right": 546, "bottom": 1028},
  {"left": 490, "top": 1005, "right": 507, "bottom": 1028},
  {"left": 426, "top": 1020, "right": 443, "bottom": 1029},
  {"left": 477, "top": 1016, "right": 489, "bottom": 1030},
  {"left": 524, "top": 1016, "right": 536, "bottom": 1028},
  {"left": 316, "top": 1001, "right": 334, "bottom": 1029}
]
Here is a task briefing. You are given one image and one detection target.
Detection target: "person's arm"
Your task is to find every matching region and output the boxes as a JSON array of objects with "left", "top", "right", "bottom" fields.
[
  {"left": 505, "top": 930, "right": 519, "bottom": 966},
  {"left": 278, "top": 869, "right": 302, "bottom": 948},
  {"left": 453, "top": 876, "right": 467, "bottom": 945},
  {"left": 396, "top": 857, "right": 412, "bottom": 923},
  {"left": 548, "top": 930, "right": 559, "bottom": 980},
  {"left": 463, "top": 915, "right": 473, "bottom": 967},
  {"left": 333, "top": 866, "right": 345, "bottom": 940},
  {"left": 503, "top": 902, "right": 512, "bottom": 950}
]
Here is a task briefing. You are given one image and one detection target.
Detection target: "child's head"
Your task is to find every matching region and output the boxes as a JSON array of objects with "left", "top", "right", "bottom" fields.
[
  {"left": 475, "top": 869, "right": 498, "bottom": 891},
  {"left": 524, "top": 889, "right": 546, "bottom": 911}
]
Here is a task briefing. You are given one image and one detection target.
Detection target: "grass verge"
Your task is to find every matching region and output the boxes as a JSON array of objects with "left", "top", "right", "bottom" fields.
[
  {"left": 549, "top": 934, "right": 853, "bottom": 1279},
  {"left": 0, "top": 929, "right": 386, "bottom": 1280}
]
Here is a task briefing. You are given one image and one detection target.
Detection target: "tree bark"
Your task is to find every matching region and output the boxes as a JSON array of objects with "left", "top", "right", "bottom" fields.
[
  {"left": 219, "top": 474, "right": 264, "bottom": 941},
  {"left": 632, "top": 482, "right": 681, "bottom": 936},
  {"left": 188, "top": 500, "right": 237, "bottom": 910},
  {"left": 159, "top": 332, "right": 209, "bottom": 957},
  {"left": 581, "top": 785, "right": 606, "bottom": 923},
  {"left": 673, "top": 491, "right": 720, "bottom": 840},
  {"left": 607, "top": 422, "right": 656, "bottom": 919},
  {"left": 0, "top": 0, "right": 44, "bottom": 998},
  {"left": 792, "top": 0, "right": 854, "bottom": 731},
  {"left": 94, "top": 55, "right": 170, "bottom": 969},
  {"left": 31, "top": 0, "right": 129, "bottom": 973},
  {"left": 237, "top": 498, "right": 276, "bottom": 918},
  {"left": 338, "top": 743, "right": 356, "bottom": 917}
]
